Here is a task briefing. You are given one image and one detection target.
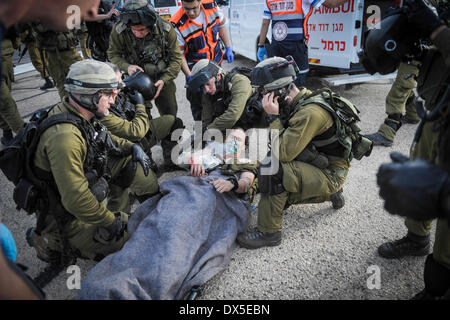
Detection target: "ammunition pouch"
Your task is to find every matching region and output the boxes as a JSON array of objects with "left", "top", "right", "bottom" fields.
[
  {"left": 110, "top": 159, "right": 136, "bottom": 188},
  {"left": 13, "top": 178, "right": 40, "bottom": 214},
  {"left": 295, "top": 144, "right": 329, "bottom": 169},
  {"left": 353, "top": 136, "right": 373, "bottom": 160},
  {"left": 90, "top": 177, "right": 109, "bottom": 203},
  {"left": 258, "top": 153, "right": 285, "bottom": 195},
  {"left": 143, "top": 60, "right": 167, "bottom": 81}
]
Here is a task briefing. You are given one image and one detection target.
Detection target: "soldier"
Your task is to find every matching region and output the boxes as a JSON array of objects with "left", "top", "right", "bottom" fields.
[
  {"left": 170, "top": 0, "right": 233, "bottom": 121},
  {"left": 18, "top": 23, "right": 54, "bottom": 90},
  {"left": 78, "top": 22, "right": 92, "bottom": 59},
  {"left": 186, "top": 59, "right": 262, "bottom": 134},
  {"left": 1, "top": 27, "right": 25, "bottom": 145},
  {"left": 26, "top": 60, "right": 160, "bottom": 263},
  {"left": 100, "top": 63, "right": 183, "bottom": 174},
  {"left": 237, "top": 57, "right": 372, "bottom": 249},
  {"left": 365, "top": 62, "right": 421, "bottom": 148},
  {"left": 31, "top": 22, "right": 82, "bottom": 100},
  {"left": 107, "top": 0, "right": 182, "bottom": 118}
]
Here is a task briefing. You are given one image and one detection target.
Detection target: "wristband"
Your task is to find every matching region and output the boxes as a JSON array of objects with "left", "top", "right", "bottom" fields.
[
  {"left": 227, "top": 176, "right": 239, "bottom": 191},
  {"left": 257, "top": 44, "right": 265, "bottom": 48}
]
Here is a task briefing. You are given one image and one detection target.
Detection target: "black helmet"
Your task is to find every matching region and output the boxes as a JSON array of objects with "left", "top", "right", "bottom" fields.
[
  {"left": 186, "top": 59, "right": 223, "bottom": 92},
  {"left": 358, "top": 12, "right": 418, "bottom": 75},
  {"left": 120, "top": 0, "right": 158, "bottom": 27},
  {"left": 250, "top": 56, "right": 298, "bottom": 91},
  {"left": 123, "top": 70, "right": 156, "bottom": 100}
]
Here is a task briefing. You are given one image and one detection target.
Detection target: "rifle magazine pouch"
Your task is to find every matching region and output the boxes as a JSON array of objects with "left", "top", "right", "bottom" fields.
[
  {"left": 258, "top": 154, "right": 285, "bottom": 195},
  {"left": 13, "top": 179, "right": 39, "bottom": 213},
  {"left": 353, "top": 136, "right": 373, "bottom": 160}
]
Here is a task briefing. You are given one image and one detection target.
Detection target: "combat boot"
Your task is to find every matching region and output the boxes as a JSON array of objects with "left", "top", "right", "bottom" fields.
[
  {"left": 378, "top": 232, "right": 430, "bottom": 259},
  {"left": 40, "top": 77, "right": 55, "bottom": 90},
  {"left": 1, "top": 129, "right": 13, "bottom": 146},
  {"left": 330, "top": 188, "right": 345, "bottom": 209},
  {"left": 365, "top": 132, "right": 393, "bottom": 147},
  {"left": 401, "top": 114, "right": 420, "bottom": 124},
  {"left": 237, "top": 227, "right": 281, "bottom": 249},
  {"left": 26, "top": 227, "right": 61, "bottom": 264}
]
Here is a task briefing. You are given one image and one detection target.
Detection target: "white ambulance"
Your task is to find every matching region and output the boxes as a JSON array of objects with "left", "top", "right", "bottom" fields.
[
  {"left": 218, "top": 0, "right": 400, "bottom": 84},
  {"left": 148, "top": 0, "right": 182, "bottom": 20}
]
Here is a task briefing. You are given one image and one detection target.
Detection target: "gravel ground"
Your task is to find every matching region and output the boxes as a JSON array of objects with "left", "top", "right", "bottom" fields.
[{"left": 0, "top": 52, "right": 432, "bottom": 300}]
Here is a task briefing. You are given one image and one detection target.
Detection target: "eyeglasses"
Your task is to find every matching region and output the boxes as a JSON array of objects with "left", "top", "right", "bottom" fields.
[{"left": 182, "top": 3, "right": 201, "bottom": 13}]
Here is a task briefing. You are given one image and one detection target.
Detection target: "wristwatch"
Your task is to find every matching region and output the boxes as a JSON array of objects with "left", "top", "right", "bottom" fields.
[{"left": 227, "top": 176, "right": 239, "bottom": 191}]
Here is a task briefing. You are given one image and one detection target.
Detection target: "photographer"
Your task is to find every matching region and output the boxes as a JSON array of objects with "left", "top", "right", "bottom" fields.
[{"left": 362, "top": 0, "right": 450, "bottom": 299}]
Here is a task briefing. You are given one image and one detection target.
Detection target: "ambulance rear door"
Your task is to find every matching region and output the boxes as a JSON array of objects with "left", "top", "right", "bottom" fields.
[
  {"left": 150, "top": 0, "right": 182, "bottom": 20},
  {"left": 307, "top": 0, "right": 364, "bottom": 68}
]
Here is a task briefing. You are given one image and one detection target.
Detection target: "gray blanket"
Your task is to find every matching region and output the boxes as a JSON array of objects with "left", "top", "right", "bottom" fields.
[{"left": 78, "top": 170, "right": 250, "bottom": 300}]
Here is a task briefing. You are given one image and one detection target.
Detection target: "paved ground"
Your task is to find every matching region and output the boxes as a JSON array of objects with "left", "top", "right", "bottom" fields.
[{"left": 0, "top": 53, "right": 432, "bottom": 300}]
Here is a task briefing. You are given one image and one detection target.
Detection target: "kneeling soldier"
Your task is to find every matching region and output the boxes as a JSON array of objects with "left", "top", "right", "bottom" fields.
[
  {"left": 237, "top": 57, "right": 372, "bottom": 249},
  {"left": 27, "top": 60, "right": 160, "bottom": 263}
]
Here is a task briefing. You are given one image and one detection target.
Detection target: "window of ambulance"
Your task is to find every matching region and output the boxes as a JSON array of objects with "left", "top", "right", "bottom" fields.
[{"left": 149, "top": 0, "right": 181, "bottom": 20}]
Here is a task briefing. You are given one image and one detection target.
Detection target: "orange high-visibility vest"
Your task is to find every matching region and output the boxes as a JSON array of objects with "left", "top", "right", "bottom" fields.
[
  {"left": 266, "top": 0, "right": 317, "bottom": 41},
  {"left": 170, "top": 0, "right": 224, "bottom": 69}
]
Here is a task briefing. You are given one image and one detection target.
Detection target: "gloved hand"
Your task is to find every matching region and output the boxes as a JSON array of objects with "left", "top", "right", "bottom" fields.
[
  {"left": 225, "top": 46, "right": 234, "bottom": 63},
  {"left": 257, "top": 46, "right": 267, "bottom": 62},
  {"left": 95, "top": 212, "right": 128, "bottom": 243},
  {"left": 129, "top": 90, "right": 145, "bottom": 105},
  {"left": 0, "top": 223, "right": 17, "bottom": 262},
  {"left": 132, "top": 144, "right": 151, "bottom": 177},
  {"left": 404, "top": 0, "right": 445, "bottom": 38},
  {"left": 377, "top": 152, "right": 450, "bottom": 222}
]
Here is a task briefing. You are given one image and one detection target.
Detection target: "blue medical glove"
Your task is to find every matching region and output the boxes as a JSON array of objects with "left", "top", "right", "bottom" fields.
[
  {"left": 225, "top": 46, "right": 234, "bottom": 63},
  {"left": 0, "top": 223, "right": 17, "bottom": 262},
  {"left": 257, "top": 46, "right": 267, "bottom": 62}
]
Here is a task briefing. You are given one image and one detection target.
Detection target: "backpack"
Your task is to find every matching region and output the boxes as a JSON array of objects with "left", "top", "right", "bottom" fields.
[
  {"left": 295, "top": 88, "right": 373, "bottom": 161},
  {"left": 0, "top": 109, "right": 90, "bottom": 214}
]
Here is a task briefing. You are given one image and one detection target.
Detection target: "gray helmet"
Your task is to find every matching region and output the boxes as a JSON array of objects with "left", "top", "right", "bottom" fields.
[
  {"left": 186, "top": 59, "right": 223, "bottom": 92},
  {"left": 65, "top": 60, "right": 119, "bottom": 118},
  {"left": 120, "top": 0, "right": 158, "bottom": 27},
  {"left": 123, "top": 70, "right": 156, "bottom": 100},
  {"left": 250, "top": 56, "right": 298, "bottom": 91}
]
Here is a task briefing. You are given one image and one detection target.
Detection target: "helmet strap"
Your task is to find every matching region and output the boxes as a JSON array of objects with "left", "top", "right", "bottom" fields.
[{"left": 70, "top": 93, "right": 106, "bottom": 119}]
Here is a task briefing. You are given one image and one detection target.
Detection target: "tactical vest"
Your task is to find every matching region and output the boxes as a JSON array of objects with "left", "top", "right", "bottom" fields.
[
  {"left": 170, "top": 0, "right": 224, "bottom": 69},
  {"left": 209, "top": 67, "right": 267, "bottom": 130},
  {"left": 292, "top": 89, "right": 373, "bottom": 167},
  {"left": 32, "top": 23, "right": 79, "bottom": 51},
  {"left": 118, "top": 18, "right": 170, "bottom": 80}
]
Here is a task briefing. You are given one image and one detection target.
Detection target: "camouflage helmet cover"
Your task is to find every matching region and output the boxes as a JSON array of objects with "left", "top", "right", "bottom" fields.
[{"left": 65, "top": 60, "right": 119, "bottom": 95}]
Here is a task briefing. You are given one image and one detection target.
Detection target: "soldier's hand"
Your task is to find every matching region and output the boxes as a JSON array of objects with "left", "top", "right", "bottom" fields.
[
  {"left": 153, "top": 80, "right": 165, "bottom": 100},
  {"left": 129, "top": 90, "right": 145, "bottom": 105},
  {"left": 132, "top": 144, "right": 151, "bottom": 177},
  {"left": 210, "top": 178, "right": 234, "bottom": 193},
  {"left": 190, "top": 155, "right": 205, "bottom": 177},
  {"left": 127, "top": 65, "right": 144, "bottom": 75},
  {"left": 262, "top": 92, "right": 279, "bottom": 115},
  {"left": 95, "top": 212, "right": 128, "bottom": 243},
  {"left": 377, "top": 157, "right": 450, "bottom": 222}
]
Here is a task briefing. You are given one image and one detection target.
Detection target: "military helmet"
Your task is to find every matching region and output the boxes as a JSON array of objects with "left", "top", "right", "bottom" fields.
[
  {"left": 186, "top": 59, "right": 223, "bottom": 92},
  {"left": 120, "top": 0, "right": 158, "bottom": 27},
  {"left": 123, "top": 70, "right": 156, "bottom": 100},
  {"left": 65, "top": 60, "right": 119, "bottom": 95},
  {"left": 358, "top": 12, "right": 418, "bottom": 75},
  {"left": 250, "top": 56, "right": 298, "bottom": 92}
]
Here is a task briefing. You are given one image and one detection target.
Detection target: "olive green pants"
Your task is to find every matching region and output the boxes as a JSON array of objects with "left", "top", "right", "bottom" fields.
[
  {"left": 258, "top": 161, "right": 348, "bottom": 233},
  {"left": 145, "top": 79, "right": 178, "bottom": 117},
  {"left": 46, "top": 49, "right": 82, "bottom": 100},
  {"left": 0, "top": 53, "right": 25, "bottom": 133},
  {"left": 405, "top": 121, "right": 450, "bottom": 269},
  {"left": 378, "top": 61, "right": 420, "bottom": 141},
  {"left": 62, "top": 155, "right": 159, "bottom": 260},
  {"left": 146, "top": 115, "right": 176, "bottom": 147},
  {"left": 27, "top": 41, "right": 49, "bottom": 79},
  {"left": 106, "top": 154, "right": 160, "bottom": 214}
]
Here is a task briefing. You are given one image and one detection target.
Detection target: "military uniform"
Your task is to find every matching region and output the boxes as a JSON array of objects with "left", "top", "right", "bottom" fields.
[
  {"left": 78, "top": 22, "right": 91, "bottom": 59},
  {"left": 375, "top": 61, "right": 421, "bottom": 142},
  {"left": 201, "top": 72, "right": 255, "bottom": 133},
  {"left": 107, "top": 17, "right": 182, "bottom": 117},
  {"left": 257, "top": 89, "right": 350, "bottom": 233},
  {"left": 1, "top": 36, "right": 25, "bottom": 136},
  {"left": 33, "top": 99, "right": 159, "bottom": 260},
  {"left": 32, "top": 23, "right": 82, "bottom": 99}
]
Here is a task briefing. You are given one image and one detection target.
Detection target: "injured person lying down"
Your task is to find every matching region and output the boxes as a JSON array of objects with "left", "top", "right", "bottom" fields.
[{"left": 78, "top": 128, "right": 258, "bottom": 300}]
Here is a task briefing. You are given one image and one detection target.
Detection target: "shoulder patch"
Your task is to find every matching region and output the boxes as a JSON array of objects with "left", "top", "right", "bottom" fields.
[
  {"left": 115, "top": 22, "right": 128, "bottom": 34},
  {"left": 160, "top": 19, "right": 172, "bottom": 32}
]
